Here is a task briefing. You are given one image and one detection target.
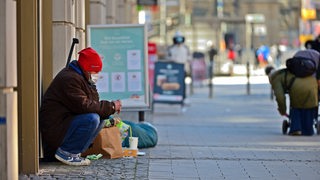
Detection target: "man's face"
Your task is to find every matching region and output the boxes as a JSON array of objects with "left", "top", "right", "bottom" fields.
[{"left": 88, "top": 71, "right": 100, "bottom": 84}]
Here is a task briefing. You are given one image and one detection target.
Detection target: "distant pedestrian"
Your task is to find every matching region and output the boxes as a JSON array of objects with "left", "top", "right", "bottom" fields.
[
  {"left": 305, "top": 35, "right": 320, "bottom": 53},
  {"left": 227, "top": 48, "right": 236, "bottom": 75},
  {"left": 256, "top": 45, "right": 270, "bottom": 67},
  {"left": 267, "top": 49, "right": 319, "bottom": 136},
  {"left": 275, "top": 44, "right": 282, "bottom": 68},
  {"left": 208, "top": 45, "right": 218, "bottom": 62},
  {"left": 254, "top": 48, "right": 260, "bottom": 69},
  {"left": 305, "top": 39, "right": 314, "bottom": 49},
  {"left": 167, "top": 31, "right": 192, "bottom": 104},
  {"left": 235, "top": 44, "right": 242, "bottom": 64},
  {"left": 208, "top": 45, "right": 218, "bottom": 77}
]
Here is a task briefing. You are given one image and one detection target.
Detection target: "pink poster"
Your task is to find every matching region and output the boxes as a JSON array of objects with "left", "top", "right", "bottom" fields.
[
  {"left": 148, "top": 42, "right": 157, "bottom": 91},
  {"left": 191, "top": 58, "right": 207, "bottom": 83}
]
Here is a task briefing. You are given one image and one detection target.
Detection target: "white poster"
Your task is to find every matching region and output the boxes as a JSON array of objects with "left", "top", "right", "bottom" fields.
[
  {"left": 127, "top": 50, "right": 141, "bottom": 70},
  {"left": 127, "top": 72, "right": 142, "bottom": 92},
  {"left": 111, "top": 72, "right": 125, "bottom": 92},
  {"left": 96, "top": 72, "right": 109, "bottom": 92}
]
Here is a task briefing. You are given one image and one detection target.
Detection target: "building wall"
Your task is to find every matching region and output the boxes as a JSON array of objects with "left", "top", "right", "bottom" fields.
[
  {"left": 0, "top": 0, "right": 7, "bottom": 178},
  {"left": 230, "top": 0, "right": 299, "bottom": 47},
  {"left": 0, "top": 0, "right": 18, "bottom": 179},
  {"left": 91, "top": 0, "right": 107, "bottom": 24},
  {"left": 75, "top": 0, "right": 86, "bottom": 50},
  {"left": 241, "top": 1, "right": 281, "bottom": 47},
  {"left": 52, "top": 0, "right": 86, "bottom": 77}
]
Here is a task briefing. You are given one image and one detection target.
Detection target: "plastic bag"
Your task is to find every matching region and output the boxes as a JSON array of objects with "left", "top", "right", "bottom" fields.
[
  {"left": 107, "top": 114, "right": 130, "bottom": 142},
  {"left": 122, "top": 120, "right": 158, "bottom": 148},
  {"left": 116, "top": 120, "right": 130, "bottom": 142}
]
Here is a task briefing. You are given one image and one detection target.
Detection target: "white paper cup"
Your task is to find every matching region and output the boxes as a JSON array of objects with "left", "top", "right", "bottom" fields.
[{"left": 129, "top": 137, "right": 138, "bottom": 149}]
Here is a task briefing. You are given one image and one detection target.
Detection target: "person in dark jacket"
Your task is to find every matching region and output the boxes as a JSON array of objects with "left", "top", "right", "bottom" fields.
[
  {"left": 305, "top": 35, "right": 320, "bottom": 53},
  {"left": 40, "top": 47, "right": 122, "bottom": 165},
  {"left": 268, "top": 49, "right": 319, "bottom": 136}
]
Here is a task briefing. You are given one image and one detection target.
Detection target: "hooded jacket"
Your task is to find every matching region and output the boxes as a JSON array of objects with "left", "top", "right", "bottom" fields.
[
  {"left": 39, "top": 60, "right": 115, "bottom": 157},
  {"left": 269, "top": 68, "right": 318, "bottom": 115}
]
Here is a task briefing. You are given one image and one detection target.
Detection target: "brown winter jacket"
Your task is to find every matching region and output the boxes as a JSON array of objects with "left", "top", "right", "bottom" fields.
[
  {"left": 269, "top": 68, "right": 318, "bottom": 115},
  {"left": 39, "top": 61, "right": 115, "bottom": 158}
]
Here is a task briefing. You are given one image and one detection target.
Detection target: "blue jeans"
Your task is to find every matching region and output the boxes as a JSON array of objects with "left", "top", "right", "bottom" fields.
[
  {"left": 59, "top": 113, "right": 105, "bottom": 154},
  {"left": 289, "top": 108, "right": 316, "bottom": 135}
]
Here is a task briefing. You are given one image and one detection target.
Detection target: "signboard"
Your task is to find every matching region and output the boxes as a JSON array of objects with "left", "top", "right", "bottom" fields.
[
  {"left": 87, "top": 24, "right": 150, "bottom": 111},
  {"left": 137, "top": 0, "right": 157, "bottom": 6},
  {"left": 153, "top": 61, "right": 184, "bottom": 104},
  {"left": 245, "top": 14, "right": 265, "bottom": 23},
  {"left": 0, "top": 117, "right": 5, "bottom": 125},
  {"left": 301, "top": 0, "right": 316, "bottom": 20}
]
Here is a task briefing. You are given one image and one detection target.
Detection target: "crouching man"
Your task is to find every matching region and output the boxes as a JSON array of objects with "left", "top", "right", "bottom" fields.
[
  {"left": 267, "top": 49, "right": 319, "bottom": 136},
  {"left": 40, "top": 47, "right": 122, "bottom": 165}
]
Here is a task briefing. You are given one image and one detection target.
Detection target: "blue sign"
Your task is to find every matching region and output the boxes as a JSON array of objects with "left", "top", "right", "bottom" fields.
[
  {"left": 153, "top": 61, "right": 185, "bottom": 104},
  {"left": 0, "top": 117, "right": 6, "bottom": 125}
]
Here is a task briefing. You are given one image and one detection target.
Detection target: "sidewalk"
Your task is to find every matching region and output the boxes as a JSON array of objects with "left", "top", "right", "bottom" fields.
[{"left": 20, "top": 76, "right": 320, "bottom": 180}]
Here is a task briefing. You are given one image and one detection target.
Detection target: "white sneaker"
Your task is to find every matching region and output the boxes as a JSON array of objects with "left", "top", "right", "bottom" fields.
[{"left": 55, "top": 150, "right": 90, "bottom": 166}]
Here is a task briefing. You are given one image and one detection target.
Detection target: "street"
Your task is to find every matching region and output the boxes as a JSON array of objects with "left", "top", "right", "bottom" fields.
[
  {"left": 21, "top": 76, "right": 320, "bottom": 179},
  {"left": 150, "top": 75, "right": 320, "bottom": 179}
]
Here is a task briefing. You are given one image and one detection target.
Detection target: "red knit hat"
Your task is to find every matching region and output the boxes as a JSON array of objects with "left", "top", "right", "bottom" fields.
[{"left": 78, "top": 47, "right": 102, "bottom": 72}]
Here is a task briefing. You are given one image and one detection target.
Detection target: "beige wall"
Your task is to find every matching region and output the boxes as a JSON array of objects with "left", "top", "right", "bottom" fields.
[
  {"left": 90, "top": 0, "right": 138, "bottom": 25},
  {"left": 75, "top": 0, "right": 86, "bottom": 51},
  {"left": 239, "top": 2, "right": 281, "bottom": 47},
  {"left": 0, "top": 0, "right": 7, "bottom": 178},
  {"left": 52, "top": 0, "right": 86, "bottom": 77},
  {"left": 115, "top": 0, "right": 128, "bottom": 24},
  {"left": 91, "top": 0, "right": 107, "bottom": 24},
  {"left": 0, "top": 0, "right": 18, "bottom": 179}
]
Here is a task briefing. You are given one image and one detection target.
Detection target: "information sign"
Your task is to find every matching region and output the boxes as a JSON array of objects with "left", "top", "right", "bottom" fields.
[
  {"left": 87, "top": 24, "right": 150, "bottom": 111},
  {"left": 153, "top": 61, "right": 185, "bottom": 104}
]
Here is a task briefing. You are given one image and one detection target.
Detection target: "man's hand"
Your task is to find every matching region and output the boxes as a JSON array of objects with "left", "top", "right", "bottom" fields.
[{"left": 112, "top": 100, "right": 122, "bottom": 114}]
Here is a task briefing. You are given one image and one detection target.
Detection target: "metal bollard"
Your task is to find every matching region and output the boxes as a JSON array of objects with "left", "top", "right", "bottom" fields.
[
  {"left": 246, "top": 62, "right": 251, "bottom": 95},
  {"left": 138, "top": 111, "right": 144, "bottom": 122},
  {"left": 208, "top": 61, "right": 213, "bottom": 98},
  {"left": 189, "top": 63, "right": 194, "bottom": 95}
]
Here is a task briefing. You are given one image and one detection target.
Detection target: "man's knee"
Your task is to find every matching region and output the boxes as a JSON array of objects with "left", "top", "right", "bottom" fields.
[{"left": 83, "top": 113, "right": 100, "bottom": 129}]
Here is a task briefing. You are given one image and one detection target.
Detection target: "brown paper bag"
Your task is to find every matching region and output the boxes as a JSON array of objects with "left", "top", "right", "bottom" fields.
[{"left": 82, "top": 126, "right": 123, "bottom": 159}]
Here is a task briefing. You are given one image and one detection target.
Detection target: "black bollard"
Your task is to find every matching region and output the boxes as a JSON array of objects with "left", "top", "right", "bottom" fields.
[
  {"left": 246, "top": 62, "right": 251, "bottom": 95},
  {"left": 189, "top": 63, "right": 193, "bottom": 96},
  {"left": 138, "top": 111, "right": 144, "bottom": 122},
  {"left": 208, "top": 61, "right": 213, "bottom": 98}
]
